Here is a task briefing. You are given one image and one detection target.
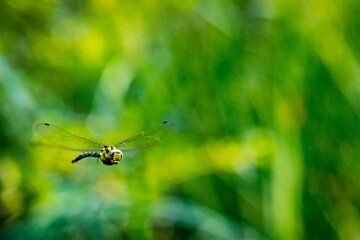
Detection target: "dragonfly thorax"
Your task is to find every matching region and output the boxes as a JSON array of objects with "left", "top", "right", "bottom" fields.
[{"left": 100, "top": 146, "right": 123, "bottom": 165}]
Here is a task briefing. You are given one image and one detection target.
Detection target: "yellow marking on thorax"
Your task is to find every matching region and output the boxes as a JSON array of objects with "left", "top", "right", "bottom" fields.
[{"left": 101, "top": 146, "right": 113, "bottom": 161}]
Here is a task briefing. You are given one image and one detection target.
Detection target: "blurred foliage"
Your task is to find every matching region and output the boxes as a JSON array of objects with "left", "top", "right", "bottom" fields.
[{"left": 1, "top": 0, "right": 360, "bottom": 239}]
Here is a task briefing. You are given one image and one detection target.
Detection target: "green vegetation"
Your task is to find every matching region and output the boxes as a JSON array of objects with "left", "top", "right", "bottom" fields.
[{"left": 1, "top": 0, "right": 360, "bottom": 239}]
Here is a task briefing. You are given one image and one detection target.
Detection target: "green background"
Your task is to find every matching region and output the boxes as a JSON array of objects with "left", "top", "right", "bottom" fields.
[{"left": 1, "top": 0, "right": 360, "bottom": 239}]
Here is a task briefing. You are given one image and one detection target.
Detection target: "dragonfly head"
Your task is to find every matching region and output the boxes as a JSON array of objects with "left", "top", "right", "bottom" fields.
[{"left": 109, "top": 149, "right": 123, "bottom": 164}]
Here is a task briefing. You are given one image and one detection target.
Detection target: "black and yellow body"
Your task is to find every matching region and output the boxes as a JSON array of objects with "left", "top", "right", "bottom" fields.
[
  {"left": 99, "top": 146, "right": 123, "bottom": 165},
  {"left": 71, "top": 146, "right": 123, "bottom": 165}
]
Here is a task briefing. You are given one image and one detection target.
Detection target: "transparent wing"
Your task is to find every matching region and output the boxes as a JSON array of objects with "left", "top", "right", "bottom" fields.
[
  {"left": 114, "top": 121, "right": 174, "bottom": 152},
  {"left": 35, "top": 123, "right": 104, "bottom": 151}
]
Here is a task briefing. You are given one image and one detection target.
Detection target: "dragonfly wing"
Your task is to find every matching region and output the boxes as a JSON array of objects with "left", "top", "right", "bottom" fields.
[
  {"left": 114, "top": 121, "right": 174, "bottom": 152},
  {"left": 35, "top": 123, "right": 104, "bottom": 151}
]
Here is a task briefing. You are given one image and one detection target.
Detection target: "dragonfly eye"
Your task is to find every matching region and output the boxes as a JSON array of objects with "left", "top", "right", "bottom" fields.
[{"left": 110, "top": 149, "right": 123, "bottom": 163}]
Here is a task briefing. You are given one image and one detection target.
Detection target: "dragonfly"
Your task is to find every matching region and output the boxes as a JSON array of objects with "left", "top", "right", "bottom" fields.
[{"left": 35, "top": 121, "right": 173, "bottom": 166}]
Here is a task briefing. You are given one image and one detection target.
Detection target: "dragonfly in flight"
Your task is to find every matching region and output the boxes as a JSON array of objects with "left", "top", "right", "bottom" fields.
[{"left": 35, "top": 121, "right": 173, "bottom": 166}]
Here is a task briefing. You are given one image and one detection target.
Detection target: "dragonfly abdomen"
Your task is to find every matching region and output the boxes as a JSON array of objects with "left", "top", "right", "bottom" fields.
[{"left": 72, "top": 151, "right": 101, "bottom": 164}]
